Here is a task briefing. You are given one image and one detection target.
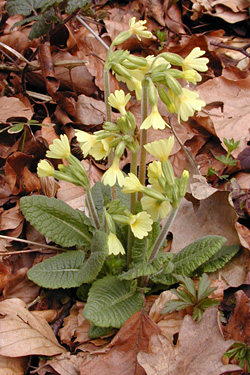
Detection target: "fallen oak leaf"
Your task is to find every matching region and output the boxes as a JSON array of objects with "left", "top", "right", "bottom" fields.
[
  {"left": 0, "top": 298, "right": 66, "bottom": 357},
  {"left": 138, "top": 307, "right": 241, "bottom": 375}
]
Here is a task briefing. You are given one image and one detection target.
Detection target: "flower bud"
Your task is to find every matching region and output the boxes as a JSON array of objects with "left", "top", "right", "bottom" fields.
[
  {"left": 148, "top": 80, "right": 158, "bottom": 107},
  {"left": 179, "top": 170, "right": 189, "bottom": 198},
  {"left": 112, "top": 31, "right": 131, "bottom": 46},
  {"left": 160, "top": 52, "right": 183, "bottom": 66},
  {"left": 126, "top": 55, "right": 148, "bottom": 66},
  {"left": 157, "top": 84, "right": 172, "bottom": 106},
  {"left": 143, "top": 186, "right": 166, "bottom": 201},
  {"left": 115, "top": 140, "right": 126, "bottom": 159},
  {"left": 111, "top": 63, "right": 132, "bottom": 80},
  {"left": 103, "top": 122, "right": 118, "bottom": 132},
  {"left": 162, "top": 160, "right": 175, "bottom": 186},
  {"left": 104, "top": 210, "right": 116, "bottom": 233},
  {"left": 165, "top": 74, "right": 182, "bottom": 95}
]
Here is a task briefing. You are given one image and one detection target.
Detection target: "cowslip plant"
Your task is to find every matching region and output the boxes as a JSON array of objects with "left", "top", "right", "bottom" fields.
[
  {"left": 161, "top": 273, "right": 220, "bottom": 322},
  {"left": 20, "top": 18, "right": 240, "bottom": 336}
]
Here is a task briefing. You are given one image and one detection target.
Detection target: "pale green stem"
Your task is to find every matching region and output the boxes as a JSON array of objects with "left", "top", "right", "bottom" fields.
[
  {"left": 126, "top": 150, "right": 138, "bottom": 266},
  {"left": 86, "top": 188, "right": 100, "bottom": 229},
  {"left": 140, "top": 207, "right": 179, "bottom": 287},
  {"left": 138, "top": 84, "right": 148, "bottom": 200},
  {"left": 104, "top": 67, "right": 116, "bottom": 199}
]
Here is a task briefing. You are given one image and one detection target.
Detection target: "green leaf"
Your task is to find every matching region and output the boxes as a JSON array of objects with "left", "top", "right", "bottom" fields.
[
  {"left": 88, "top": 325, "right": 114, "bottom": 339},
  {"left": 20, "top": 195, "right": 92, "bottom": 248},
  {"left": 8, "top": 123, "right": 25, "bottom": 133},
  {"left": 66, "top": 0, "right": 91, "bottom": 13},
  {"left": 152, "top": 235, "right": 227, "bottom": 285},
  {"left": 28, "top": 9, "right": 58, "bottom": 40},
  {"left": 90, "top": 181, "right": 112, "bottom": 212},
  {"left": 77, "top": 230, "right": 109, "bottom": 284},
  {"left": 83, "top": 276, "right": 143, "bottom": 328},
  {"left": 27, "top": 250, "right": 85, "bottom": 289},
  {"left": 131, "top": 236, "right": 148, "bottom": 264},
  {"left": 195, "top": 245, "right": 240, "bottom": 275},
  {"left": 6, "top": 0, "right": 49, "bottom": 16},
  {"left": 119, "top": 253, "right": 173, "bottom": 281}
]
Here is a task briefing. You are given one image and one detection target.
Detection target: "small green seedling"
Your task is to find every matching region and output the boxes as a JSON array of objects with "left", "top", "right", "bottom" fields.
[
  {"left": 161, "top": 273, "right": 219, "bottom": 322},
  {"left": 224, "top": 342, "right": 250, "bottom": 373}
]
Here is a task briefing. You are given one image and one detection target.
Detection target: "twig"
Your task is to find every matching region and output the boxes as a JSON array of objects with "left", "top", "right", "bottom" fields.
[
  {"left": 0, "top": 234, "right": 67, "bottom": 251},
  {"left": 210, "top": 41, "right": 250, "bottom": 58},
  {"left": 76, "top": 15, "right": 110, "bottom": 51}
]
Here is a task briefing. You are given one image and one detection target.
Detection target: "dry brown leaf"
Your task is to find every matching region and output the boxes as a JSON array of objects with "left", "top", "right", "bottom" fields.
[
  {"left": 0, "top": 96, "right": 33, "bottom": 122},
  {"left": 198, "top": 76, "right": 250, "bottom": 156},
  {"left": 138, "top": 307, "right": 241, "bottom": 375},
  {"left": 223, "top": 290, "right": 250, "bottom": 345},
  {"left": 0, "top": 298, "right": 66, "bottom": 357},
  {"left": 80, "top": 311, "right": 160, "bottom": 375},
  {"left": 0, "top": 355, "right": 27, "bottom": 375},
  {"left": 38, "top": 352, "right": 86, "bottom": 375},
  {"left": 0, "top": 201, "right": 23, "bottom": 231},
  {"left": 170, "top": 190, "right": 240, "bottom": 254},
  {"left": 76, "top": 95, "right": 106, "bottom": 126}
]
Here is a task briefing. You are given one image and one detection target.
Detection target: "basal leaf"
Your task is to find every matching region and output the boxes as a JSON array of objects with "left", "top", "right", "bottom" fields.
[
  {"left": 28, "top": 9, "right": 58, "bottom": 40},
  {"left": 90, "top": 181, "right": 112, "bottom": 212},
  {"left": 20, "top": 196, "right": 92, "bottom": 248},
  {"left": 77, "top": 230, "right": 109, "bottom": 284},
  {"left": 88, "top": 325, "right": 114, "bottom": 339},
  {"left": 152, "top": 235, "right": 226, "bottom": 285},
  {"left": 119, "top": 253, "right": 173, "bottom": 281},
  {"left": 131, "top": 236, "right": 148, "bottom": 264},
  {"left": 83, "top": 276, "right": 143, "bottom": 328},
  {"left": 66, "top": 0, "right": 91, "bottom": 13},
  {"left": 194, "top": 244, "right": 240, "bottom": 275},
  {"left": 6, "top": 0, "right": 48, "bottom": 16},
  {"left": 27, "top": 251, "right": 86, "bottom": 289}
]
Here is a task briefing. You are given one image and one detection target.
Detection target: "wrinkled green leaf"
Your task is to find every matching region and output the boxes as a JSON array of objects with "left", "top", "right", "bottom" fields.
[
  {"left": 77, "top": 230, "right": 109, "bottom": 284},
  {"left": 152, "top": 235, "right": 226, "bottom": 285},
  {"left": 27, "top": 251, "right": 85, "bottom": 289},
  {"left": 20, "top": 195, "right": 92, "bottom": 248},
  {"left": 119, "top": 253, "right": 173, "bottom": 281},
  {"left": 6, "top": 0, "right": 49, "bottom": 16},
  {"left": 29, "top": 9, "right": 58, "bottom": 40},
  {"left": 83, "top": 276, "right": 143, "bottom": 328},
  {"left": 66, "top": 0, "right": 91, "bottom": 13},
  {"left": 88, "top": 325, "right": 114, "bottom": 339},
  {"left": 195, "top": 245, "right": 240, "bottom": 275}
]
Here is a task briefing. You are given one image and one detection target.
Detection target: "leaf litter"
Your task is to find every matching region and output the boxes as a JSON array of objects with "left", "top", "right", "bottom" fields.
[{"left": 0, "top": 0, "right": 250, "bottom": 373}]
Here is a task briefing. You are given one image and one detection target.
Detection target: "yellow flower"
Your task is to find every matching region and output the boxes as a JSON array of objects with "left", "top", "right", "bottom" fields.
[
  {"left": 128, "top": 17, "right": 153, "bottom": 41},
  {"left": 128, "top": 211, "right": 153, "bottom": 239},
  {"left": 147, "top": 161, "right": 164, "bottom": 192},
  {"left": 37, "top": 160, "right": 55, "bottom": 178},
  {"left": 46, "top": 134, "right": 71, "bottom": 159},
  {"left": 90, "top": 136, "right": 113, "bottom": 160},
  {"left": 122, "top": 173, "right": 144, "bottom": 194},
  {"left": 108, "top": 232, "right": 125, "bottom": 255},
  {"left": 75, "top": 130, "right": 97, "bottom": 157},
  {"left": 115, "top": 70, "right": 143, "bottom": 100},
  {"left": 140, "top": 105, "right": 167, "bottom": 130},
  {"left": 108, "top": 90, "right": 131, "bottom": 116},
  {"left": 169, "top": 88, "right": 206, "bottom": 122},
  {"left": 182, "top": 47, "right": 209, "bottom": 72},
  {"left": 181, "top": 69, "right": 201, "bottom": 84},
  {"left": 141, "top": 196, "right": 171, "bottom": 222},
  {"left": 102, "top": 156, "right": 125, "bottom": 187},
  {"left": 144, "top": 136, "right": 174, "bottom": 162}
]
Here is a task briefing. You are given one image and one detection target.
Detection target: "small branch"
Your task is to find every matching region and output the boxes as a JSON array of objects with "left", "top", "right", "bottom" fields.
[
  {"left": 210, "top": 41, "right": 250, "bottom": 58},
  {"left": 0, "top": 234, "right": 66, "bottom": 251}
]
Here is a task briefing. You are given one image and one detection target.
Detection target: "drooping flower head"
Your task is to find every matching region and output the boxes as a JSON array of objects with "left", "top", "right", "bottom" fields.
[
  {"left": 169, "top": 88, "right": 206, "bottom": 122},
  {"left": 140, "top": 105, "right": 168, "bottom": 130},
  {"left": 75, "top": 130, "right": 97, "bottom": 157},
  {"left": 37, "top": 160, "right": 55, "bottom": 178},
  {"left": 144, "top": 136, "right": 175, "bottom": 162},
  {"left": 122, "top": 173, "right": 144, "bottom": 194},
  {"left": 182, "top": 47, "right": 209, "bottom": 72},
  {"left": 108, "top": 232, "right": 125, "bottom": 255},
  {"left": 108, "top": 90, "right": 131, "bottom": 116},
  {"left": 46, "top": 134, "right": 71, "bottom": 159},
  {"left": 102, "top": 156, "right": 125, "bottom": 187},
  {"left": 127, "top": 211, "right": 153, "bottom": 239},
  {"left": 128, "top": 17, "right": 153, "bottom": 41},
  {"left": 141, "top": 196, "right": 170, "bottom": 222}
]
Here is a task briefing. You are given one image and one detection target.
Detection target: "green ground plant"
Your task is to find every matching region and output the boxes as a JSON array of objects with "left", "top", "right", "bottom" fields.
[{"left": 20, "top": 18, "right": 240, "bottom": 336}]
